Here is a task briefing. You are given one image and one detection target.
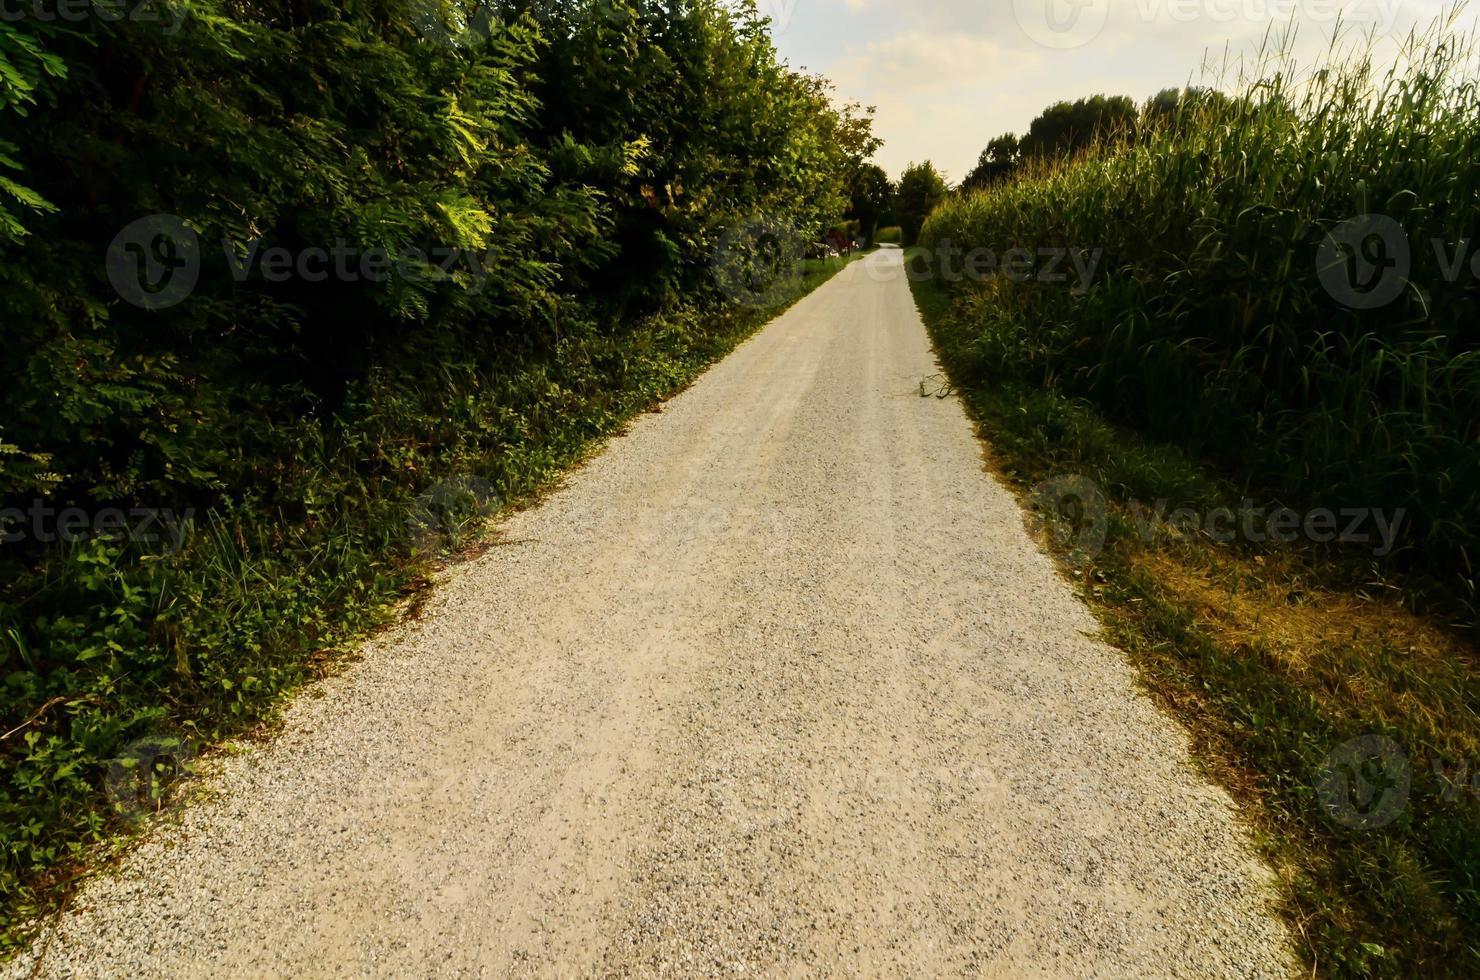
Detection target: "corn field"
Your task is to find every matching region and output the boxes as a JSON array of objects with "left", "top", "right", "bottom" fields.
[{"left": 921, "top": 14, "right": 1480, "bottom": 620}]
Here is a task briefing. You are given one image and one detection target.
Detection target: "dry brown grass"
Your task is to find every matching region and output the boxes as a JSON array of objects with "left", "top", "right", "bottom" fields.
[{"left": 1138, "top": 549, "right": 1467, "bottom": 669}]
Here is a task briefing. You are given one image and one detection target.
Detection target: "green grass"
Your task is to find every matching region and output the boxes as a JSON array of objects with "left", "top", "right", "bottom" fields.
[
  {"left": 0, "top": 251, "right": 863, "bottom": 954},
  {"left": 912, "top": 274, "right": 1480, "bottom": 978},
  {"left": 795, "top": 249, "right": 869, "bottom": 293}
]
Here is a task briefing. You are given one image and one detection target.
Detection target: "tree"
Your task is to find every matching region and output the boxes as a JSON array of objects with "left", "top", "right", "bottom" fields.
[
  {"left": 502, "top": 0, "right": 869, "bottom": 311},
  {"left": 833, "top": 98, "right": 884, "bottom": 172},
  {"left": 1018, "top": 95, "right": 1138, "bottom": 159},
  {"left": 1145, "top": 87, "right": 1185, "bottom": 120},
  {"left": 0, "top": 18, "right": 65, "bottom": 242},
  {"left": 846, "top": 163, "right": 894, "bottom": 241},
  {"left": 1143, "top": 86, "right": 1235, "bottom": 131},
  {"left": 893, "top": 162, "right": 948, "bottom": 246},
  {"left": 961, "top": 134, "right": 1021, "bottom": 193},
  {"left": 961, "top": 94, "right": 1139, "bottom": 196}
]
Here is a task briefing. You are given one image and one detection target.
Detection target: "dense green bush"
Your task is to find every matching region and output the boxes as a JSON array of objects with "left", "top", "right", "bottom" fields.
[
  {"left": 0, "top": 0, "right": 871, "bottom": 934},
  {"left": 922, "top": 26, "right": 1480, "bottom": 619},
  {"left": 892, "top": 161, "right": 947, "bottom": 246},
  {"left": 844, "top": 162, "right": 893, "bottom": 242}
]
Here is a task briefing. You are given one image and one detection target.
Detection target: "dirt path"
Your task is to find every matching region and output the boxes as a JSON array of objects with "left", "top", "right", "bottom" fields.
[{"left": 11, "top": 249, "right": 1294, "bottom": 978}]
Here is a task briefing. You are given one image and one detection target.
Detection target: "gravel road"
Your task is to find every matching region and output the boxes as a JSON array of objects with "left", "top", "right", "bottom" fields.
[{"left": 11, "top": 249, "right": 1294, "bottom": 978}]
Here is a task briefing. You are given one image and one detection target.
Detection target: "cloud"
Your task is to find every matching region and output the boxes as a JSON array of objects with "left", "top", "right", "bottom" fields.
[
  {"left": 775, "top": 0, "right": 1476, "bottom": 180},
  {"left": 830, "top": 32, "right": 1038, "bottom": 94},
  {"left": 820, "top": 32, "right": 1046, "bottom": 181}
]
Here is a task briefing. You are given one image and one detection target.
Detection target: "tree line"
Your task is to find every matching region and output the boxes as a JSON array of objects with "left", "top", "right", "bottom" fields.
[
  {"left": 960, "top": 88, "right": 1232, "bottom": 192},
  {"left": 874, "top": 87, "right": 1242, "bottom": 249}
]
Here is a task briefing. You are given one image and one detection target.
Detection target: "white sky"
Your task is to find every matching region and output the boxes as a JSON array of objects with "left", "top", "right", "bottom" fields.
[{"left": 762, "top": 0, "right": 1468, "bottom": 181}]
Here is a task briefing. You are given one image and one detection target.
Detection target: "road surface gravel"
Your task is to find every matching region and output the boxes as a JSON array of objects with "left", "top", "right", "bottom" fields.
[{"left": 10, "top": 249, "right": 1294, "bottom": 978}]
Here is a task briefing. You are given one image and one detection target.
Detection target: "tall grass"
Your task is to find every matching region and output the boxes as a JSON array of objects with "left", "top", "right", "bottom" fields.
[{"left": 921, "top": 11, "right": 1480, "bottom": 621}]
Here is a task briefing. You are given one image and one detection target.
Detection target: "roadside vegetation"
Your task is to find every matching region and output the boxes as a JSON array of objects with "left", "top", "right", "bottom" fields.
[
  {"left": 892, "top": 162, "right": 948, "bottom": 246},
  {"left": 0, "top": 0, "right": 879, "bottom": 946},
  {"left": 913, "top": 15, "right": 1479, "bottom": 978}
]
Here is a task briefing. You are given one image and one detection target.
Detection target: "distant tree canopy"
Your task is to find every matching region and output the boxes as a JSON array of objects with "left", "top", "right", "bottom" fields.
[
  {"left": 845, "top": 163, "right": 895, "bottom": 241},
  {"left": 1142, "top": 86, "right": 1237, "bottom": 130},
  {"left": 962, "top": 134, "right": 1022, "bottom": 193},
  {"left": 1019, "top": 95, "right": 1138, "bottom": 159},
  {"left": 961, "top": 89, "right": 1228, "bottom": 193},
  {"left": 1145, "top": 87, "right": 1185, "bottom": 118},
  {"left": 893, "top": 162, "right": 948, "bottom": 245}
]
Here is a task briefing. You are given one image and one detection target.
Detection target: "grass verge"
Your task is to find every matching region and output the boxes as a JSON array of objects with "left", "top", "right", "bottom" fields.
[
  {"left": 910, "top": 275, "right": 1479, "bottom": 978},
  {"left": 0, "top": 249, "right": 867, "bottom": 955}
]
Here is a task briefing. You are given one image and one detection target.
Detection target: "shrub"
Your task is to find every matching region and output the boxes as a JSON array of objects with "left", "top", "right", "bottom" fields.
[{"left": 892, "top": 162, "right": 947, "bottom": 245}]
